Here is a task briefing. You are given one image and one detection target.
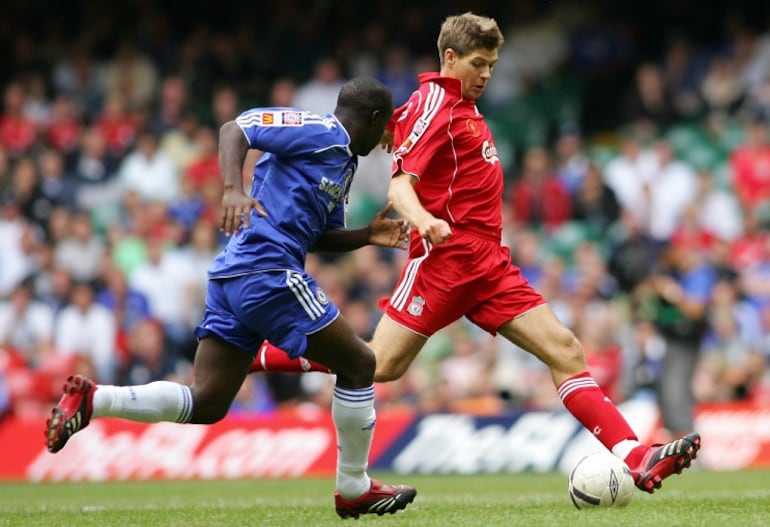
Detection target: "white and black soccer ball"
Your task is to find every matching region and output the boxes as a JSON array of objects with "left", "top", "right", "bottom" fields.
[{"left": 568, "top": 452, "right": 635, "bottom": 509}]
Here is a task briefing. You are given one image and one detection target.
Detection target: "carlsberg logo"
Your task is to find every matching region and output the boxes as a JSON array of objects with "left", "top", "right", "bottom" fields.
[{"left": 482, "top": 140, "right": 499, "bottom": 164}]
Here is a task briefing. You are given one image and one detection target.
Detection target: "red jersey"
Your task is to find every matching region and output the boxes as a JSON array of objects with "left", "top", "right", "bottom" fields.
[
  {"left": 730, "top": 145, "right": 770, "bottom": 209},
  {"left": 391, "top": 73, "right": 504, "bottom": 241},
  {"left": 0, "top": 114, "right": 36, "bottom": 156}
]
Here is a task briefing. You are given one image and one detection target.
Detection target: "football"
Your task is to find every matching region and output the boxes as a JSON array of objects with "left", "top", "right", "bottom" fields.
[{"left": 568, "top": 452, "right": 635, "bottom": 509}]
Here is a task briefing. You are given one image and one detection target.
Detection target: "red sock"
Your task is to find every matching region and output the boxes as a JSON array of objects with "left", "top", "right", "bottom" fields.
[
  {"left": 558, "top": 372, "right": 639, "bottom": 451},
  {"left": 249, "top": 341, "right": 331, "bottom": 373}
]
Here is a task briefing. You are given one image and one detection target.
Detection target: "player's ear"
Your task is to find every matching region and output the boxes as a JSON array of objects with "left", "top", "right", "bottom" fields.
[{"left": 444, "top": 48, "right": 457, "bottom": 67}]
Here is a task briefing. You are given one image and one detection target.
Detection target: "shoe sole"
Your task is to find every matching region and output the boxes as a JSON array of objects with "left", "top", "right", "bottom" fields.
[
  {"left": 44, "top": 375, "right": 93, "bottom": 453},
  {"left": 637, "top": 434, "right": 701, "bottom": 493},
  {"left": 45, "top": 407, "right": 68, "bottom": 453},
  {"left": 336, "top": 488, "right": 417, "bottom": 519}
]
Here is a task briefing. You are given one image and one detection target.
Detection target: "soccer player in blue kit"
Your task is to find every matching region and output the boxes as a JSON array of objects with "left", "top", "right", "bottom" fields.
[{"left": 44, "top": 76, "right": 417, "bottom": 519}]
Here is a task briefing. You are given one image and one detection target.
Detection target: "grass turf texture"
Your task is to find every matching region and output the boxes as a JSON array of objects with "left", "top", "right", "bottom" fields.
[{"left": 1, "top": 470, "right": 769, "bottom": 527}]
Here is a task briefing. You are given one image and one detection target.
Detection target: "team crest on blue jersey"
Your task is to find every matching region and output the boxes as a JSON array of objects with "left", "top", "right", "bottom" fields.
[
  {"left": 407, "top": 296, "right": 425, "bottom": 316},
  {"left": 281, "top": 111, "right": 303, "bottom": 125},
  {"left": 316, "top": 287, "right": 328, "bottom": 305}
]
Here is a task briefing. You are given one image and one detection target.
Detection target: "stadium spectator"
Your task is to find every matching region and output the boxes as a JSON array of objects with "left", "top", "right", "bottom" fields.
[
  {"left": 53, "top": 211, "right": 105, "bottom": 284},
  {"left": 72, "top": 126, "right": 121, "bottom": 205},
  {"left": 119, "top": 318, "right": 191, "bottom": 386},
  {"left": 730, "top": 117, "right": 770, "bottom": 211},
  {"left": 0, "top": 200, "right": 39, "bottom": 296},
  {"left": 127, "top": 232, "right": 198, "bottom": 359},
  {"left": 0, "top": 279, "right": 54, "bottom": 367},
  {"left": 696, "top": 273, "right": 765, "bottom": 402},
  {"left": 377, "top": 45, "right": 417, "bottom": 107},
  {"left": 602, "top": 133, "right": 658, "bottom": 224},
  {"left": 159, "top": 109, "right": 200, "bottom": 172},
  {"left": 151, "top": 75, "right": 190, "bottom": 136},
  {"left": 0, "top": 81, "right": 37, "bottom": 159},
  {"left": 102, "top": 40, "right": 159, "bottom": 111},
  {"left": 660, "top": 36, "right": 709, "bottom": 120},
  {"left": 554, "top": 124, "right": 590, "bottom": 195},
  {"left": 36, "top": 149, "right": 78, "bottom": 227},
  {"left": 51, "top": 40, "right": 105, "bottom": 121},
  {"left": 204, "top": 84, "right": 240, "bottom": 130},
  {"left": 622, "top": 62, "right": 680, "bottom": 130},
  {"left": 45, "top": 93, "right": 84, "bottom": 159},
  {"left": 645, "top": 139, "right": 699, "bottom": 242},
  {"left": 570, "top": 161, "right": 621, "bottom": 235},
  {"left": 694, "top": 169, "right": 744, "bottom": 243},
  {"left": 509, "top": 146, "right": 572, "bottom": 230},
  {"left": 7, "top": 156, "right": 45, "bottom": 227},
  {"left": 640, "top": 234, "right": 718, "bottom": 440},
  {"left": 94, "top": 94, "right": 137, "bottom": 159},
  {"left": 700, "top": 54, "right": 745, "bottom": 119},
  {"left": 182, "top": 126, "right": 219, "bottom": 193},
  {"left": 292, "top": 57, "right": 346, "bottom": 116},
  {"left": 54, "top": 280, "right": 117, "bottom": 384},
  {"left": 95, "top": 261, "right": 151, "bottom": 363},
  {"left": 118, "top": 128, "right": 180, "bottom": 204}
]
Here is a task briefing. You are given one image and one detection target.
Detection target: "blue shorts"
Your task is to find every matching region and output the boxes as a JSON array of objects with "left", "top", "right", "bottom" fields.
[{"left": 194, "top": 270, "right": 339, "bottom": 359}]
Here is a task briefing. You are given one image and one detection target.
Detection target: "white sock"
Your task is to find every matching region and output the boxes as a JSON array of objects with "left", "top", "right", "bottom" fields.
[
  {"left": 92, "top": 382, "right": 193, "bottom": 423},
  {"left": 612, "top": 439, "right": 643, "bottom": 461},
  {"left": 332, "top": 385, "right": 375, "bottom": 500}
]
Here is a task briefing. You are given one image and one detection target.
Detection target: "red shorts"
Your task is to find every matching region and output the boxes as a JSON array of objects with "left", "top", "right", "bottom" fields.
[{"left": 380, "top": 230, "right": 545, "bottom": 336}]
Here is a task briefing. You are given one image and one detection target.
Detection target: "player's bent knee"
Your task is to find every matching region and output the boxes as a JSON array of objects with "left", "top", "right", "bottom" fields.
[
  {"left": 332, "top": 348, "right": 376, "bottom": 386},
  {"left": 373, "top": 360, "right": 406, "bottom": 383}
]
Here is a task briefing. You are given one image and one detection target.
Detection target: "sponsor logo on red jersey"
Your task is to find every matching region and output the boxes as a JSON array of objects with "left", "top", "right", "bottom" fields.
[{"left": 482, "top": 140, "right": 499, "bottom": 164}]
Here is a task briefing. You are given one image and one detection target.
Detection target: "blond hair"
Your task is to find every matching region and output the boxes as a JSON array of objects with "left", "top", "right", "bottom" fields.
[{"left": 437, "top": 12, "right": 504, "bottom": 65}]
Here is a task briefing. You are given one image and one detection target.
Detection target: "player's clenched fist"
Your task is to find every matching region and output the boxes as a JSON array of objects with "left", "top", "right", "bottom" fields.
[{"left": 417, "top": 216, "right": 452, "bottom": 245}]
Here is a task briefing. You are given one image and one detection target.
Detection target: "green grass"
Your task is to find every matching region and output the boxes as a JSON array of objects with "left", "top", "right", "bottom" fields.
[{"left": 1, "top": 470, "right": 770, "bottom": 527}]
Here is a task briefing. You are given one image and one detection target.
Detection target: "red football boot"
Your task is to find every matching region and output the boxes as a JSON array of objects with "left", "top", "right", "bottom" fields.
[
  {"left": 44, "top": 375, "right": 96, "bottom": 453},
  {"left": 632, "top": 432, "right": 701, "bottom": 493},
  {"left": 334, "top": 478, "right": 417, "bottom": 519}
]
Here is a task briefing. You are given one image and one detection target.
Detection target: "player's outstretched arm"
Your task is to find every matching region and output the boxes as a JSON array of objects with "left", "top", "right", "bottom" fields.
[
  {"left": 388, "top": 172, "right": 451, "bottom": 245},
  {"left": 312, "top": 202, "right": 409, "bottom": 253},
  {"left": 218, "top": 121, "right": 267, "bottom": 236}
]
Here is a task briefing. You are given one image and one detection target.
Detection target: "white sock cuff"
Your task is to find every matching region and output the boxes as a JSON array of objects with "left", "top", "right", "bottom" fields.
[
  {"left": 333, "top": 385, "right": 375, "bottom": 409},
  {"left": 612, "top": 439, "right": 642, "bottom": 460},
  {"left": 177, "top": 385, "right": 193, "bottom": 423}
]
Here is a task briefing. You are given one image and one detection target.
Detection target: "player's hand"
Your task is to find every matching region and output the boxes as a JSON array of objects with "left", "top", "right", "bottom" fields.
[
  {"left": 417, "top": 216, "right": 452, "bottom": 245},
  {"left": 379, "top": 129, "right": 394, "bottom": 153},
  {"left": 220, "top": 188, "right": 267, "bottom": 236},
  {"left": 367, "top": 202, "right": 409, "bottom": 250}
]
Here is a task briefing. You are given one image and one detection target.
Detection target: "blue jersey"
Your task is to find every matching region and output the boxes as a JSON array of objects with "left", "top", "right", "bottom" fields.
[{"left": 208, "top": 108, "right": 357, "bottom": 278}]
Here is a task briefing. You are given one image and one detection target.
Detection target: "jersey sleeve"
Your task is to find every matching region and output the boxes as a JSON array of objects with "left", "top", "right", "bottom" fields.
[
  {"left": 235, "top": 109, "right": 331, "bottom": 156},
  {"left": 391, "top": 89, "right": 449, "bottom": 180}
]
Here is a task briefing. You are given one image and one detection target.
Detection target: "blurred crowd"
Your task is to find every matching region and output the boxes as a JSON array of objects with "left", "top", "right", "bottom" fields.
[{"left": 1, "top": 1, "right": 770, "bottom": 432}]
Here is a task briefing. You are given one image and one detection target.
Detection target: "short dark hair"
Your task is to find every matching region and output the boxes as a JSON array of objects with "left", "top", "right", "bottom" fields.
[{"left": 336, "top": 77, "right": 393, "bottom": 118}]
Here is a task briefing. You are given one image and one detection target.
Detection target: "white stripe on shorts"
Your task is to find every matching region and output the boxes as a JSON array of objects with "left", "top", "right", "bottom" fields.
[{"left": 286, "top": 271, "right": 325, "bottom": 320}]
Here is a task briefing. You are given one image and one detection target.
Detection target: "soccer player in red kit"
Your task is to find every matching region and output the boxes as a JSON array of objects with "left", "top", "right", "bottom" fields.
[{"left": 252, "top": 12, "right": 701, "bottom": 493}]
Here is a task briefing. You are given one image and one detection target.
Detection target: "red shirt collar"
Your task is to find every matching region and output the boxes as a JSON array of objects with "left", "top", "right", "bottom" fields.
[{"left": 418, "top": 72, "right": 464, "bottom": 98}]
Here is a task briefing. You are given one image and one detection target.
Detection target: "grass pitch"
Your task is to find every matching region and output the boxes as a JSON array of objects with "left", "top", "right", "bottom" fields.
[{"left": 1, "top": 470, "right": 769, "bottom": 527}]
